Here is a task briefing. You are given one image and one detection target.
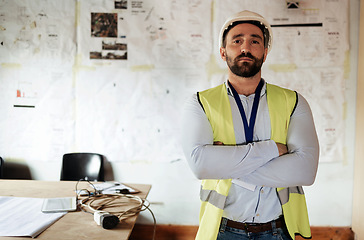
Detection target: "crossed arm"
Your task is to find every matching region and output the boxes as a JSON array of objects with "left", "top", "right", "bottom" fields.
[
  {"left": 181, "top": 93, "right": 319, "bottom": 188},
  {"left": 215, "top": 141, "right": 287, "bottom": 156}
]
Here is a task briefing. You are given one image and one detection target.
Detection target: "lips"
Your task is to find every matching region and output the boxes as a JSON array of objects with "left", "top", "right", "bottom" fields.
[{"left": 238, "top": 57, "right": 253, "bottom": 61}]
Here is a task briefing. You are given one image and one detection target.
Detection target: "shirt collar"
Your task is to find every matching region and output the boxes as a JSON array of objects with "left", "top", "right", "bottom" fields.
[{"left": 225, "top": 79, "right": 267, "bottom": 98}]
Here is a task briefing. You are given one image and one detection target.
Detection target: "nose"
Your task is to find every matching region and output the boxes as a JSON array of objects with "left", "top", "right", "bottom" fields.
[{"left": 240, "top": 41, "right": 250, "bottom": 53}]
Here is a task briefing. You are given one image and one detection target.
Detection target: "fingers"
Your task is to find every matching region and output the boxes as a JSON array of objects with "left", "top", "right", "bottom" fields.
[{"left": 276, "top": 142, "right": 288, "bottom": 156}]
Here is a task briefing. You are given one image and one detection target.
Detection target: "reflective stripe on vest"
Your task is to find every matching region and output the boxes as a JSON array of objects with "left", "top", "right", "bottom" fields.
[
  {"left": 200, "top": 185, "right": 227, "bottom": 210},
  {"left": 196, "top": 83, "right": 310, "bottom": 240},
  {"left": 277, "top": 186, "right": 305, "bottom": 205}
]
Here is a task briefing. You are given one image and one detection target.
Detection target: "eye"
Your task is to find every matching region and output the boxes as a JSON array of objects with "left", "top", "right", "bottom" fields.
[
  {"left": 233, "top": 39, "right": 241, "bottom": 44},
  {"left": 252, "top": 40, "right": 260, "bottom": 44}
]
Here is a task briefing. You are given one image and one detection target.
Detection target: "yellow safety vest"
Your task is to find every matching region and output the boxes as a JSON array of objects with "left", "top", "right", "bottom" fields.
[{"left": 196, "top": 83, "right": 311, "bottom": 240}]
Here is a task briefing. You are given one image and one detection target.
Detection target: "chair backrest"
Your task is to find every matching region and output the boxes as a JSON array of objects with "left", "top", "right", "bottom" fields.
[
  {"left": 60, "top": 153, "right": 105, "bottom": 181},
  {"left": 0, "top": 157, "right": 3, "bottom": 179}
]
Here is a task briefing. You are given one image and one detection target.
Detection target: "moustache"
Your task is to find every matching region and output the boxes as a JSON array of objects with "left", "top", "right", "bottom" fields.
[{"left": 235, "top": 52, "right": 256, "bottom": 61}]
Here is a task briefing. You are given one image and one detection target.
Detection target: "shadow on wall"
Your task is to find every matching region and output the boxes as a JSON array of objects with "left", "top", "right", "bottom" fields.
[
  {"left": 1, "top": 159, "right": 33, "bottom": 180},
  {"left": 104, "top": 159, "right": 114, "bottom": 181},
  {"left": 0, "top": 156, "right": 114, "bottom": 181}
]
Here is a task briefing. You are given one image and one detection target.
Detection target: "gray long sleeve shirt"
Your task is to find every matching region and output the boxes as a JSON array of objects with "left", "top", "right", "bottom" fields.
[{"left": 181, "top": 80, "right": 319, "bottom": 223}]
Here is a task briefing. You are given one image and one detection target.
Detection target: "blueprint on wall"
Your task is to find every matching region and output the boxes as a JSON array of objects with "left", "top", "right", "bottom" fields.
[{"left": 0, "top": 0, "right": 349, "bottom": 163}]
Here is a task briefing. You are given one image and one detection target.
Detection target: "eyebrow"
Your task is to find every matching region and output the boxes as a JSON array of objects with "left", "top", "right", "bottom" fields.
[{"left": 231, "top": 33, "right": 263, "bottom": 41}]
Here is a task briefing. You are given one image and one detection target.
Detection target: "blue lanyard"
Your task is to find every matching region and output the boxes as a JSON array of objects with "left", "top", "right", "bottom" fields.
[{"left": 228, "top": 79, "right": 264, "bottom": 143}]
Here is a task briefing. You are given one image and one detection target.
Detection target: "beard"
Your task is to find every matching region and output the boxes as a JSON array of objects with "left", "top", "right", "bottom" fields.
[{"left": 226, "top": 52, "right": 264, "bottom": 78}]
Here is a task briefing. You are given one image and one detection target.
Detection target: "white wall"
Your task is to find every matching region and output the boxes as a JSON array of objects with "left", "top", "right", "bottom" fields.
[{"left": 0, "top": 0, "right": 360, "bottom": 227}]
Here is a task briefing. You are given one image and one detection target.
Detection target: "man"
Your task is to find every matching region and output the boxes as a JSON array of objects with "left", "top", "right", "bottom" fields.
[{"left": 181, "top": 10, "right": 319, "bottom": 240}]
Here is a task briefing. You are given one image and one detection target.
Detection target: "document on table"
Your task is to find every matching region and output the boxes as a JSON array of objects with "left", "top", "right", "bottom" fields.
[{"left": 0, "top": 196, "right": 67, "bottom": 238}]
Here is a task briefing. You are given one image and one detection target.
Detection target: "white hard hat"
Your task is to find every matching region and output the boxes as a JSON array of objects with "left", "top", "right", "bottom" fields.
[{"left": 219, "top": 10, "right": 273, "bottom": 53}]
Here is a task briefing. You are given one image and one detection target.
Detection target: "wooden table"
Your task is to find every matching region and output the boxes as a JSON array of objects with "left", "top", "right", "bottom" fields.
[{"left": 0, "top": 180, "right": 151, "bottom": 240}]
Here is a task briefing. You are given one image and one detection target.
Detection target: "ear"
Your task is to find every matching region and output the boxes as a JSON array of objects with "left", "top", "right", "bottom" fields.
[
  {"left": 263, "top": 48, "right": 268, "bottom": 62},
  {"left": 220, "top": 47, "right": 227, "bottom": 61}
]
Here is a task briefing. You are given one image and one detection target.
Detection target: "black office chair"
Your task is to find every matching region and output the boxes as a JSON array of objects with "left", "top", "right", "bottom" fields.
[
  {"left": 60, "top": 153, "right": 105, "bottom": 181},
  {"left": 0, "top": 157, "right": 3, "bottom": 179}
]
